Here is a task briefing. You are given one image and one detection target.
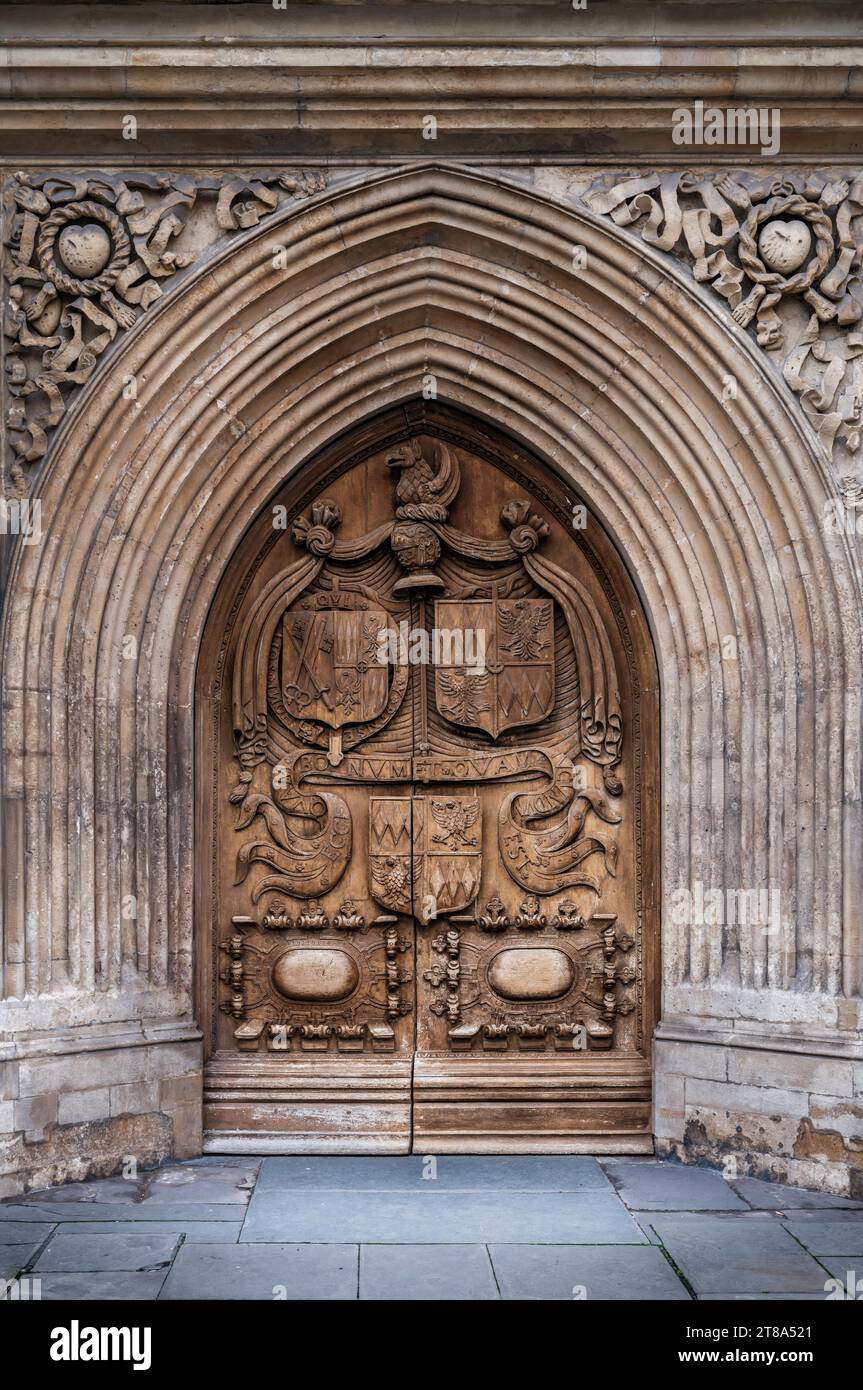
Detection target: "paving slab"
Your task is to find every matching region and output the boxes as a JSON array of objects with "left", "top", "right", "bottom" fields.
[
  {"left": 489, "top": 1243, "right": 691, "bottom": 1300},
  {"left": 256, "top": 1155, "right": 612, "bottom": 1192},
  {"left": 33, "top": 1231, "right": 181, "bottom": 1273},
  {"left": 641, "top": 1213, "right": 829, "bottom": 1295},
  {"left": 53, "top": 1220, "right": 243, "bottom": 1244},
  {"left": 360, "top": 1244, "right": 498, "bottom": 1299},
  {"left": 182, "top": 1156, "right": 263, "bottom": 1168},
  {"left": 29, "top": 1271, "right": 168, "bottom": 1301},
  {"left": 142, "top": 1164, "right": 257, "bottom": 1204},
  {"left": 630, "top": 1212, "right": 663, "bottom": 1244},
  {"left": 159, "top": 1242, "right": 357, "bottom": 1300},
  {"left": 13, "top": 1178, "right": 144, "bottom": 1205},
  {"left": 730, "top": 1176, "right": 863, "bottom": 1210},
  {"left": 0, "top": 1243, "right": 41, "bottom": 1280},
  {"left": 241, "top": 1188, "right": 645, "bottom": 1245},
  {"left": 602, "top": 1160, "right": 747, "bottom": 1210},
  {"left": 0, "top": 1202, "right": 248, "bottom": 1223},
  {"left": 698, "top": 1292, "right": 832, "bottom": 1301},
  {"left": 19, "top": 1165, "right": 255, "bottom": 1208},
  {"left": 780, "top": 1214, "right": 863, "bottom": 1256},
  {"left": 3, "top": 1155, "right": 857, "bottom": 1301},
  {"left": 0, "top": 1221, "right": 55, "bottom": 1244}
]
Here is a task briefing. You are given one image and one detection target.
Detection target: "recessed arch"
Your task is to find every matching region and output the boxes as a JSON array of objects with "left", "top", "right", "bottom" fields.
[
  {"left": 1, "top": 161, "right": 860, "bottom": 1061},
  {"left": 193, "top": 397, "right": 662, "bottom": 1151}
]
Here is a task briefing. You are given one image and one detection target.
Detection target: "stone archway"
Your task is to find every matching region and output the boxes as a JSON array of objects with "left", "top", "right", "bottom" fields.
[{"left": 1, "top": 165, "right": 860, "bottom": 1191}]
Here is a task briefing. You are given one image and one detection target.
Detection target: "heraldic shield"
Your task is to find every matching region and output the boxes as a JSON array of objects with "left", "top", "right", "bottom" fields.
[
  {"left": 370, "top": 795, "right": 482, "bottom": 925},
  {"left": 434, "top": 597, "right": 555, "bottom": 738},
  {"left": 281, "top": 602, "right": 390, "bottom": 730}
]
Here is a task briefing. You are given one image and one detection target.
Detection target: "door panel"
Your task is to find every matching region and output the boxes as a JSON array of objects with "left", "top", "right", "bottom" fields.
[{"left": 198, "top": 405, "right": 658, "bottom": 1153}]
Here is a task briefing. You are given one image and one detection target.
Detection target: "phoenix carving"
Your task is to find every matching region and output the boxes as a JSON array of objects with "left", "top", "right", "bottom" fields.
[
  {"left": 437, "top": 670, "right": 491, "bottom": 725},
  {"left": 431, "top": 798, "right": 481, "bottom": 850},
  {"left": 498, "top": 599, "right": 552, "bottom": 661}
]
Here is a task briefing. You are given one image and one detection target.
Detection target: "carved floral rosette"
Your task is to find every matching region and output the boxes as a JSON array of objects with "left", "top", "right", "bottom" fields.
[
  {"left": 584, "top": 168, "right": 863, "bottom": 475},
  {"left": 2, "top": 168, "right": 326, "bottom": 489}
]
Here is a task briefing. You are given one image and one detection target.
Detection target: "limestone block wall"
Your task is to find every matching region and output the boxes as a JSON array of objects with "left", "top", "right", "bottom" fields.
[
  {"left": 0, "top": 1029, "right": 201, "bottom": 1199},
  {"left": 655, "top": 1037, "right": 863, "bottom": 1196}
]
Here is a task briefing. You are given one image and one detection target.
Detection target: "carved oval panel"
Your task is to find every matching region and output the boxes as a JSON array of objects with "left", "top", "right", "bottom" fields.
[
  {"left": 272, "top": 948, "right": 360, "bottom": 1002},
  {"left": 487, "top": 947, "right": 575, "bottom": 1001}
]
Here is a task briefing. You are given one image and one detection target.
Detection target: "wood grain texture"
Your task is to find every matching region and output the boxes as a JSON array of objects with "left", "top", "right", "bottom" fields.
[{"left": 197, "top": 403, "right": 659, "bottom": 1152}]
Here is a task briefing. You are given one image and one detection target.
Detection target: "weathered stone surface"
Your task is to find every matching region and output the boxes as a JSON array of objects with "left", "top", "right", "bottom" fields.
[
  {"left": 57, "top": 1089, "right": 112, "bottom": 1126},
  {"left": 642, "top": 1213, "right": 828, "bottom": 1295},
  {"left": 159, "top": 1242, "right": 358, "bottom": 1301},
  {"left": 728, "top": 1053, "right": 856, "bottom": 1097},
  {"left": 361, "top": 1244, "right": 499, "bottom": 1301},
  {"left": 488, "top": 1243, "right": 690, "bottom": 1301},
  {"left": 0, "top": 3, "right": 859, "bottom": 160},
  {"left": 602, "top": 1159, "right": 748, "bottom": 1211},
  {"left": 685, "top": 1078, "right": 810, "bottom": 1119},
  {"left": 33, "top": 1231, "right": 181, "bottom": 1273}
]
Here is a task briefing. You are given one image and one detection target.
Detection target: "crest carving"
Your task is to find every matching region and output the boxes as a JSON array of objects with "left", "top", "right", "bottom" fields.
[
  {"left": 217, "top": 427, "right": 643, "bottom": 1067},
  {"left": 434, "top": 597, "right": 555, "bottom": 738},
  {"left": 228, "top": 435, "right": 625, "bottom": 920}
]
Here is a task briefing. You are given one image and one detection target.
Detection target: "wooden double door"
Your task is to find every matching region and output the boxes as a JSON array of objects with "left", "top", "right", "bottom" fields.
[{"left": 198, "top": 405, "right": 658, "bottom": 1152}]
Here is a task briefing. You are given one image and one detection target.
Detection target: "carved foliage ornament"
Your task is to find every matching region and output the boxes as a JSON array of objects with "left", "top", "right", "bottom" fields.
[
  {"left": 584, "top": 169, "right": 863, "bottom": 465},
  {"left": 2, "top": 169, "right": 326, "bottom": 489},
  {"left": 426, "top": 903, "right": 636, "bottom": 1053}
]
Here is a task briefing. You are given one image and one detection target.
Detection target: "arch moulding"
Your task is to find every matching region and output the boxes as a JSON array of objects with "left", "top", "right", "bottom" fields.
[{"left": 1, "top": 164, "right": 861, "bottom": 1195}]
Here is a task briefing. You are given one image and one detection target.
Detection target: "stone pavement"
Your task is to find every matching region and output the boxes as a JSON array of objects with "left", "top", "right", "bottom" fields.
[{"left": 2, "top": 1155, "right": 862, "bottom": 1300}]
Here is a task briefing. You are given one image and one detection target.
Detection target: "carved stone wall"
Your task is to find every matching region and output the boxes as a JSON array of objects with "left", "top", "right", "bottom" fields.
[
  {"left": 1, "top": 4, "right": 862, "bottom": 1195},
  {"left": 3, "top": 169, "right": 326, "bottom": 489}
]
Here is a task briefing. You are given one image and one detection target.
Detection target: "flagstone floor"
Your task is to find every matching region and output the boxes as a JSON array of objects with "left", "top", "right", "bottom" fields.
[{"left": 2, "top": 1155, "right": 862, "bottom": 1300}]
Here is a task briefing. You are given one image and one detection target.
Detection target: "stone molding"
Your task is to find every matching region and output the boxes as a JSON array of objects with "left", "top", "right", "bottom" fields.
[{"left": 0, "top": 3, "right": 862, "bottom": 159}]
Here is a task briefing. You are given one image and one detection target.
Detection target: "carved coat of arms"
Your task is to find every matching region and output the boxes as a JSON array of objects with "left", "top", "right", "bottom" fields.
[
  {"left": 434, "top": 597, "right": 555, "bottom": 738},
  {"left": 369, "top": 795, "right": 482, "bottom": 924},
  {"left": 281, "top": 605, "right": 389, "bottom": 729}
]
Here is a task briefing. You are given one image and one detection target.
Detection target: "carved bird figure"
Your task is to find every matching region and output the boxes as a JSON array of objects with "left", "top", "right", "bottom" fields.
[
  {"left": 386, "top": 446, "right": 438, "bottom": 507},
  {"left": 431, "top": 798, "right": 481, "bottom": 849},
  {"left": 371, "top": 855, "right": 414, "bottom": 909},
  {"left": 498, "top": 600, "right": 551, "bottom": 661},
  {"left": 437, "top": 670, "right": 490, "bottom": 725},
  {"left": 385, "top": 440, "right": 460, "bottom": 514}
]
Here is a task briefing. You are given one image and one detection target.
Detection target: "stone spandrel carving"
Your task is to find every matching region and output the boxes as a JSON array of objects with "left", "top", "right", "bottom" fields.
[
  {"left": 584, "top": 169, "right": 863, "bottom": 474},
  {"left": 2, "top": 168, "right": 327, "bottom": 490}
]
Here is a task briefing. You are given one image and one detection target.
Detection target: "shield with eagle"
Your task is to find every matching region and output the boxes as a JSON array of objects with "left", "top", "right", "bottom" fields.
[
  {"left": 369, "top": 795, "right": 482, "bottom": 925},
  {"left": 434, "top": 597, "right": 555, "bottom": 738}
]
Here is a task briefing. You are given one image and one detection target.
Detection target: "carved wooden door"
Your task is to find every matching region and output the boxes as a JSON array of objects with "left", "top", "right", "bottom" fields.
[{"left": 199, "top": 408, "right": 658, "bottom": 1153}]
